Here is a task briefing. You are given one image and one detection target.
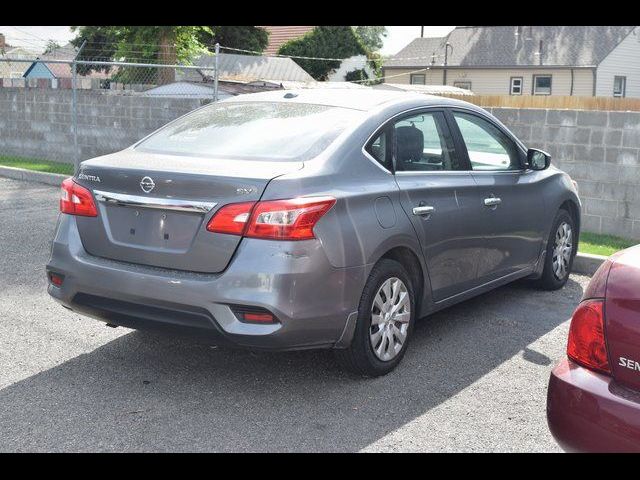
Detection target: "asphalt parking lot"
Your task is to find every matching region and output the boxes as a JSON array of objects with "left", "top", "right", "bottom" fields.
[{"left": 0, "top": 176, "right": 589, "bottom": 452}]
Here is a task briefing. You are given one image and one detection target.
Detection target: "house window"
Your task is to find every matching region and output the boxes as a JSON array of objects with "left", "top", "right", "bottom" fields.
[
  {"left": 613, "top": 76, "right": 626, "bottom": 97},
  {"left": 533, "top": 75, "right": 552, "bottom": 95},
  {"left": 453, "top": 81, "right": 472, "bottom": 90},
  {"left": 510, "top": 77, "right": 523, "bottom": 95},
  {"left": 410, "top": 74, "right": 426, "bottom": 85}
]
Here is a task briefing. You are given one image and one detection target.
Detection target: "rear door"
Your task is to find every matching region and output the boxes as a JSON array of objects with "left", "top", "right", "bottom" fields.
[
  {"left": 448, "top": 109, "right": 546, "bottom": 282},
  {"left": 390, "top": 109, "right": 486, "bottom": 302}
]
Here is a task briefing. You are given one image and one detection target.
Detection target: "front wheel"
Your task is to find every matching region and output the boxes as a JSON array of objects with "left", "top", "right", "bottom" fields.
[
  {"left": 335, "top": 259, "right": 415, "bottom": 377},
  {"left": 534, "top": 209, "right": 577, "bottom": 290}
]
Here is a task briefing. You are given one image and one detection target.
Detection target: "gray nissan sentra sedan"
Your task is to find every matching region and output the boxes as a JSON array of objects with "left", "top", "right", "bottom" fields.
[{"left": 47, "top": 89, "right": 580, "bottom": 376}]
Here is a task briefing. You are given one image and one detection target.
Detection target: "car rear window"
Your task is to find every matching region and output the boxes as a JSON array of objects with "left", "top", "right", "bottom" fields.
[{"left": 136, "top": 101, "right": 365, "bottom": 161}]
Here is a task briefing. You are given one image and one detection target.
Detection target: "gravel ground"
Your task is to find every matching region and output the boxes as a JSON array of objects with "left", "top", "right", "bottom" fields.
[{"left": 0, "top": 177, "right": 588, "bottom": 452}]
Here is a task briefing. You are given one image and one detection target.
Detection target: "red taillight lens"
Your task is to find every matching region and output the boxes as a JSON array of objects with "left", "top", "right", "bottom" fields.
[
  {"left": 567, "top": 299, "right": 610, "bottom": 374},
  {"left": 206, "top": 201, "right": 256, "bottom": 235},
  {"left": 206, "top": 197, "right": 335, "bottom": 241},
  {"left": 48, "top": 272, "right": 64, "bottom": 287},
  {"left": 246, "top": 196, "right": 336, "bottom": 240},
  {"left": 60, "top": 178, "right": 98, "bottom": 217}
]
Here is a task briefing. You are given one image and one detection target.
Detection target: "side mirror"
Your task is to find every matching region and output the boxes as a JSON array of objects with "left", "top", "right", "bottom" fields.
[{"left": 527, "top": 148, "right": 551, "bottom": 170}]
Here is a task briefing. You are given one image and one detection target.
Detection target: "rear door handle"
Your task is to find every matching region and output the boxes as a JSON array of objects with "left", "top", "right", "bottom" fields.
[
  {"left": 483, "top": 197, "right": 502, "bottom": 207},
  {"left": 412, "top": 205, "right": 435, "bottom": 216}
]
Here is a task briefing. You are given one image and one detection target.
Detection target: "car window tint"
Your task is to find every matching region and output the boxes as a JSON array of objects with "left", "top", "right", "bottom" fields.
[
  {"left": 136, "top": 102, "right": 365, "bottom": 162},
  {"left": 393, "top": 112, "right": 461, "bottom": 172},
  {"left": 453, "top": 112, "right": 521, "bottom": 171},
  {"left": 365, "top": 130, "right": 391, "bottom": 171}
]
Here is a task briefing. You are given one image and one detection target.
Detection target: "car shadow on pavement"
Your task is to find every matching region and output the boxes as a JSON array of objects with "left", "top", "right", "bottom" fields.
[{"left": 0, "top": 277, "right": 583, "bottom": 452}]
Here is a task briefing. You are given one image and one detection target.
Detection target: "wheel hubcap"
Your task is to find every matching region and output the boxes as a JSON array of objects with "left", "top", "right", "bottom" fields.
[
  {"left": 552, "top": 221, "right": 573, "bottom": 280},
  {"left": 369, "top": 277, "right": 411, "bottom": 362}
]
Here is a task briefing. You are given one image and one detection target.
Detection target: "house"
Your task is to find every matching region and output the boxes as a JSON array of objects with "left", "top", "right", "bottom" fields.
[
  {"left": 22, "top": 44, "right": 110, "bottom": 84},
  {"left": 383, "top": 26, "right": 640, "bottom": 98},
  {"left": 179, "top": 52, "right": 315, "bottom": 83},
  {"left": 258, "top": 26, "right": 316, "bottom": 55},
  {"left": 0, "top": 33, "right": 40, "bottom": 79}
]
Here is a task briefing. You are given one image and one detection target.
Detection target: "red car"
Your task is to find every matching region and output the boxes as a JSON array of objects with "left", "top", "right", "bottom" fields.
[{"left": 547, "top": 244, "right": 640, "bottom": 452}]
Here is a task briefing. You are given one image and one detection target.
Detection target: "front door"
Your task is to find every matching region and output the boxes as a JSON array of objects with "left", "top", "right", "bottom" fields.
[
  {"left": 448, "top": 110, "right": 546, "bottom": 282},
  {"left": 390, "top": 109, "right": 486, "bottom": 302}
]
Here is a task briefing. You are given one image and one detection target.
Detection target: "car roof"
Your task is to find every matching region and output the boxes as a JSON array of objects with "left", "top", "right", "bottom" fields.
[{"left": 223, "top": 88, "right": 478, "bottom": 112}]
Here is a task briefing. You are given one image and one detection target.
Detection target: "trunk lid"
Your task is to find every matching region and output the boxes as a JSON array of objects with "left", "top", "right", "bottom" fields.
[
  {"left": 74, "top": 149, "right": 302, "bottom": 273},
  {"left": 605, "top": 246, "right": 640, "bottom": 391}
]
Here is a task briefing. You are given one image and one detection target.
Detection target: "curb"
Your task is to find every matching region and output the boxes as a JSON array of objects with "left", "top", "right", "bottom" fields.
[
  {"left": 573, "top": 252, "right": 608, "bottom": 276},
  {"left": 0, "top": 165, "right": 68, "bottom": 187}
]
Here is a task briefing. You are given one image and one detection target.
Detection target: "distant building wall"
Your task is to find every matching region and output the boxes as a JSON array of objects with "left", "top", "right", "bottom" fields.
[
  {"left": 596, "top": 29, "right": 640, "bottom": 98},
  {"left": 383, "top": 67, "right": 594, "bottom": 96}
]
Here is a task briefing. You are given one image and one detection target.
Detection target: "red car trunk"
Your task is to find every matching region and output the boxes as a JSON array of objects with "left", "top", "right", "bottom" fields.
[{"left": 606, "top": 246, "right": 640, "bottom": 392}]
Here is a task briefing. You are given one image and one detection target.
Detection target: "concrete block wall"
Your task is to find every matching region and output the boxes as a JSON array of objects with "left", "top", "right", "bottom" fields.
[
  {"left": 0, "top": 87, "right": 209, "bottom": 163},
  {"left": 490, "top": 107, "right": 640, "bottom": 240}
]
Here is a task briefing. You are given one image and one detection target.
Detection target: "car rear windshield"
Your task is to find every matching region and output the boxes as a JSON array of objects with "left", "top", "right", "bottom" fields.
[{"left": 135, "top": 101, "right": 365, "bottom": 161}]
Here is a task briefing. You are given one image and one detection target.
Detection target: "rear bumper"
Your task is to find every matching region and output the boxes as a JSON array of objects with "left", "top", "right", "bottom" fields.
[
  {"left": 547, "top": 358, "right": 640, "bottom": 452},
  {"left": 46, "top": 214, "right": 367, "bottom": 350}
]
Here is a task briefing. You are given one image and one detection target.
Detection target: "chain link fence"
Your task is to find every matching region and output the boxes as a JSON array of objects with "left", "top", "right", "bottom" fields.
[{"left": 0, "top": 56, "right": 220, "bottom": 173}]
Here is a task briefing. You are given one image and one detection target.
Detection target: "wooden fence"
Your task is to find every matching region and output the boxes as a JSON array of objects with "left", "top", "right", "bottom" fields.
[{"left": 437, "top": 94, "right": 640, "bottom": 112}]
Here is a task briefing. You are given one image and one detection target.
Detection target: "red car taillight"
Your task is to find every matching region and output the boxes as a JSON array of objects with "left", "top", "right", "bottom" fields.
[
  {"left": 60, "top": 178, "right": 98, "bottom": 217},
  {"left": 567, "top": 299, "right": 611, "bottom": 375},
  {"left": 206, "top": 197, "right": 335, "bottom": 241}
]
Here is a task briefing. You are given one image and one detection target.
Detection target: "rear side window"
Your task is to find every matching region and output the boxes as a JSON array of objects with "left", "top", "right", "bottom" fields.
[
  {"left": 365, "top": 128, "right": 392, "bottom": 171},
  {"left": 136, "top": 101, "right": 365, "bottom": 162},
  {"left": 393, "top": 111, "right": 461, "bottom": 172},
  {"left": 452, "top": 112, "right": 522, "bottom": 171}
]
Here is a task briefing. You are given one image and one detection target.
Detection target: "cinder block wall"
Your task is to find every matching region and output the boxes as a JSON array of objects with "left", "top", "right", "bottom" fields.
[
  {"left": 0, "top": 88, "right": 208, "bottom": 163},
  {"left": 490, "top": 107, "right": 640, "bottom": 240}
]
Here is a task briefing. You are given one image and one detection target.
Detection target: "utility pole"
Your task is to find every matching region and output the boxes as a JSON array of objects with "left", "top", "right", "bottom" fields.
[
  {"left": 443, "top": 42, "right": 452, "bottom": 86},
  {"left": 421, "top": 26, "right": 424, "bottom": 38},
  {"left": 72, "top": 40, "right": 87, "bottom": 175}
]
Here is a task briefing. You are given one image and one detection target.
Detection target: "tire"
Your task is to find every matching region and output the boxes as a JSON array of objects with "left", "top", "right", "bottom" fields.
[
  {"left": 335, "top": 259, "right": 416, "bottom": 377},
  {"left": 534, "top": 209, "right": 577, "bottom": 290}
]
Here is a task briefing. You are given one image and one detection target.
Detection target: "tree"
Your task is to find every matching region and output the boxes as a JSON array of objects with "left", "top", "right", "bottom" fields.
[
  {"left": 70, "top": 26, "right": 212, "bottom": 84},
  {"left": 43, "top": 40, "right": 61, "bottom": 55},
  {"left": 200, "top": 26, "right": 269, "bottom": 54},
  {"left": 277, "top": 26, "right": 367, "bottom": 81},
  {"left": 353, "top": 26, "right": 387, "bottom": 52}
]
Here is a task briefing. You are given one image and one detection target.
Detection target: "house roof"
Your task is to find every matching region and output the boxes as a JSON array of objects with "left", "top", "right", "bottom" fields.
[
  {"left": 182, "top": 52, "right": 315, "bottom": 83},
  {"left": 384, "top": 26, "right": 638, "bottom": 68},
  {"left": 258, "top": 26, "right": 316, "bottom": 55}
]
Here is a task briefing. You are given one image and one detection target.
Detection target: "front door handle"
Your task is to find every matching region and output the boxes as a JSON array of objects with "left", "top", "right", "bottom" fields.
[
  {"left": 413, "top": 205, "right": 435, "bottom": 216},
  {"left": 483, "top": 197, "right": 502, "bottom": 207}
]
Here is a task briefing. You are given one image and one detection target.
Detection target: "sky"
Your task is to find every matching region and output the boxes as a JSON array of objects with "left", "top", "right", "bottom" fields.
[{"left": 0, "top": 26, "right": 456, "bottom": 56}]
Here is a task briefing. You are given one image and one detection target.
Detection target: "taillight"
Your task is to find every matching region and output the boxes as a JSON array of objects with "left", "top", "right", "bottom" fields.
[
  {"left": 206, "top": 201, "right": 255, "bottom": 235},
  {"left": 206, "top": 197, "right": 335, "bottom": 241},
  {"left": 60, "top": 178, "right": 98, "bottom": 217},
  {"left": 567, "top": 299, "right": 611, "bottom": 374}
]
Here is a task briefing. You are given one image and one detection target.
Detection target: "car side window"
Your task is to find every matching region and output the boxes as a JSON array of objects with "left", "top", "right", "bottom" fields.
[
  {"left": 452, "top": 112, "right": 522, "bottom": 171},
  {"left": 393, "top": 111, "right": 461, "bottom": 172},
  {"left": 365, "top": 129, "right": 392, "bottom": 171}
]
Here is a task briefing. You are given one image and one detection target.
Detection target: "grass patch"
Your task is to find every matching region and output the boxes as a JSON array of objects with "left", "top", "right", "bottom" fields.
[
  {"left": 0, "top": 155, "right": 73, "bottom": 175},
  {"left": 579, "top": 232, "right": 638, "bottom": 256}
]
